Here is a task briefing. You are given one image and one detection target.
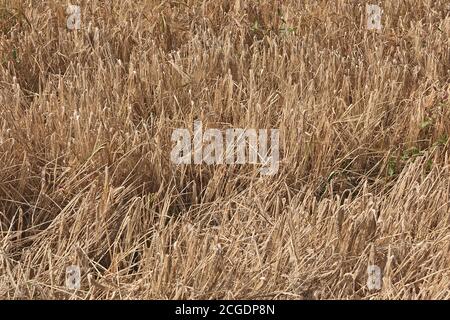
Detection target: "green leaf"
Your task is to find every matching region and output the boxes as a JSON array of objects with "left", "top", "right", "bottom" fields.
[
  {"left": 420, "top": 118, "right": 432, "bottom": 129},
  {"left": 387, "top": 160, "right": 396, "bottom": 176}
]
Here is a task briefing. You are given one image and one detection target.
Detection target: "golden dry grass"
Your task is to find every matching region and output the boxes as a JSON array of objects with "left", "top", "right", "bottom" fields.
[{"left": 0, "top": 0, "right": 449, "bottom": 299}]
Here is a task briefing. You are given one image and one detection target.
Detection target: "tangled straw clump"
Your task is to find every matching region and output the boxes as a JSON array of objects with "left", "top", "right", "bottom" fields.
[{"left": 0, "top": 0, "right": 449, "bottom": 299}]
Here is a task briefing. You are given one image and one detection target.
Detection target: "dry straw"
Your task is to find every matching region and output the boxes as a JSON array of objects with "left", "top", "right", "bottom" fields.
[{"left": 0, "top": 0, "right": 449, "bottom": 299}]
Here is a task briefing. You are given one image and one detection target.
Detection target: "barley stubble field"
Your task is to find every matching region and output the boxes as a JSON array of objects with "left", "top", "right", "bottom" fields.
[{"left": 0, "top": 0, "right": 449, "bottom": 299}]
